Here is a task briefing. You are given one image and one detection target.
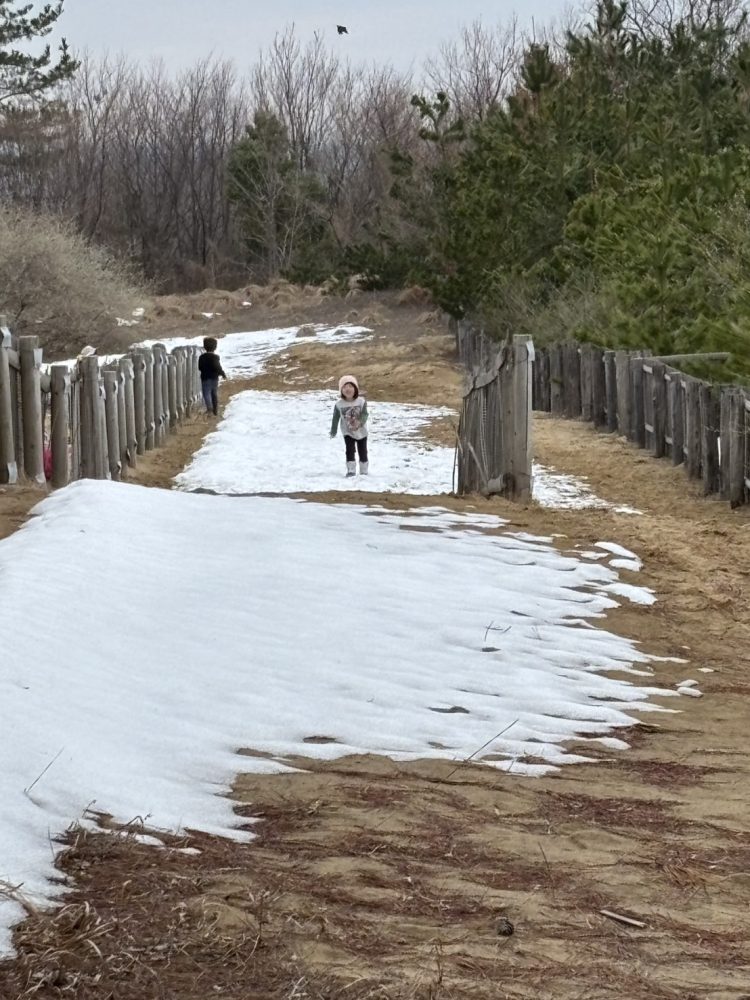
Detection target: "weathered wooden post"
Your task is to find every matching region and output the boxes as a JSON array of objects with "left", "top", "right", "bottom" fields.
[
  {"left": 700, "top": 384, "right": 720, "bottom": 495},
  {"left": 167, "top": 353, "right": 178, "bottom": 430},
  {"left": 107, "top": 363, "right": 127, "bottom": 479},
  {"left": 97, "top": 369, "right": 109, "bottom": 476},
  {"left": 629, "top": 355, "right": 647, "bottom": 447},
  {"left": 80, "top": 356, "right": 107, "bottom": 479},
  {"left": 119, "top": 356, "right": 136, "bottom": 469},
  {"left": 143, "top": 349, "right": 155, "bottom": 450},
  {"left": 182, "top": 347, "right": 191, "bottom": 417},
  {"left": 50, "top": 364, "right": 71, "bottom": 488},
  {"left": 507, "top": 335, "right": 533, "bottom": 501},
  {"left": 651, "top": 361, "right": 668, "bottom": 458},
  {"left": 118, "top": 366, "right": 128, "bottom": 477},
  {"left": 152, "top": 346, "right": 165, "bottom": 446},
  {"left": 192, "top": 345, "right": 201, "bottom": 407},
  {"left": 562, "top": 342, "right": 582, "bottom": 419},
  {"left": 684, "top": 378, "right": 702, "bottom": 479},
  {"left": 668, "top": 371, "right": 684, "bottom": 466},
  {"left": 69, "top": 377, "right": 81, "bottom": 481},
  {"left": 103, "top": 369, "right": 121, "bottom": 481},
  {"left": 163, "top": 347, "right": 171, "bottom": 432},
  {"left": 580, "top": 344, "right": 594, "bottom": 422},
  {"left": 615, "top": 350, "right": 631, "bottom": 436},
  {"left": 549, "top": 344, "right": 564, "bottom": 416},
  {"left": 728, "top": 390, "right": 747, "bottom": 508},
  {"left": 604, "top": 350, "right": 618, "bottom": 432},
  {"left": 18, "top": 335, "right": 45, "bottom": 485},
  {"left": 0, "top": 323, "right": 18, "bottom": 484},
  {"left": 538, "top": 348, "right": 551, "bottom": 412},
  {"left": 591, "top": 347, "right": 607, "bottom": 429},
  {"left": 174, "top": 346, "right": 185, "bottom": 421},
  {"left": 131, "top": 350, "right": 147, "bottom": 455},
  {"left": 719, "top": 389, "right": 732, "bottom": 500},
  {"left": 153, "top": 343, "right": 169, "bottom": 437}
]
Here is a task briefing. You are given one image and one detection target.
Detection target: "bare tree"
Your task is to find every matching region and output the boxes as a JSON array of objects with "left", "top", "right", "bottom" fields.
[
  {"left": 251, "top": 27, "right": 339, "bottom": 170},
  {"left": 425, "top": 18, "right": 522, "bottom": 120},
  {"left": 621, "top": 0, "right": 747, "bottom": 39},
  {"left": 60, "top": 53, "right": 132, "bottom": 237},
  {"left": 46, "top": 56, "right": 250, "bottom": 289}
]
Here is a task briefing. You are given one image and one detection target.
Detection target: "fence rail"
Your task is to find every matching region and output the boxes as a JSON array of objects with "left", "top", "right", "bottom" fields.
[
  {"left": 532, "top": 341, "right": 749, "bottom": 509},
  {"left": 0, "top": 318, "right": 202, "bottom": 489},
  {"left": 455, "top": 323, "right": 533, "bottom": 500}
]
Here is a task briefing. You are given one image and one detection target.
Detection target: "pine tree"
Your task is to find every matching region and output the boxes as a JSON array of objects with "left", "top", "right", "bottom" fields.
[
  {"left": 0, "top": 2, "right": 77, "bottom": 104},
  {"left": 228, "top": 112, "right": 330, "bottom": 281}
]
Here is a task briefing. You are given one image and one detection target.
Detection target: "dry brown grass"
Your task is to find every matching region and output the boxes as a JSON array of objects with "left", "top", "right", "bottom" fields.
[{"left": 2, "top": 748, "right": 748, "bottom": 1000}]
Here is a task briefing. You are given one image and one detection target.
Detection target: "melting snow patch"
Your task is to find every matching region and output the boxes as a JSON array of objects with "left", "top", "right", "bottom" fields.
[
  {"left": 0, "top": 479, "right": 687, "bottom": 954},
  {"left": 148, "top": 324, "right": 372, "bottom": 380},
  {"left": 534, "top": 465, "right": 642, "bottom": 513},
  {"left": 176, "top": 388, "right": 650, "bottom": 510},
  {"left": 596, "top": 541, "right": 640, "bottom": 561},
  {"left": 176, "top": 389, "right": 453, "bottom": 496},
  {"left": 609, "top": 558, "right": 642, "bottom": 572},
  {"left": 600, "top": 581, "right": 656, "bottom": 606}
]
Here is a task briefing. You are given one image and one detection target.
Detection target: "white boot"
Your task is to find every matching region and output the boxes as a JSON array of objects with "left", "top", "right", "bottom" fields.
[
  {"left": 346, "top": 461, "right": 356, "bottom": 477},
  {"left": 360, "top": 462, "right": 369, "bottom": 475}
]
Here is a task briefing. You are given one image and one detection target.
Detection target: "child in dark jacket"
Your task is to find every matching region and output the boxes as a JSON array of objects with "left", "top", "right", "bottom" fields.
[
  {"left": 330, "top": 374, "right": 368, "bottom": 476},
  {"left": 198, "top": 336, "right": 226, "bottom": 416}
]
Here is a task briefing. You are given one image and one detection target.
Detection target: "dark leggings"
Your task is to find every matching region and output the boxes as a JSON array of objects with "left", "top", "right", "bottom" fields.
[{"left": 344, "top": 435, "right": 368, "bottom": 462}]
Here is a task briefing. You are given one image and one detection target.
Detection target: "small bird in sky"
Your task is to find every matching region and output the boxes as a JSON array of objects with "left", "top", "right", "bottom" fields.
[{"left": 336, "top": 25, "right": 348, "bottom": 35}]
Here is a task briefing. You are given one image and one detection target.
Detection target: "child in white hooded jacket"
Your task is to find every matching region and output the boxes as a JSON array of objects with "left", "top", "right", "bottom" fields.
[{"left": 330, "top": 374, "right": 368, "bottom": 476}]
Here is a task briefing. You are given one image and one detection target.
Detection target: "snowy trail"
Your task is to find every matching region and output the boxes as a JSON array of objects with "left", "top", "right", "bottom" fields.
[{"left": 176, "top": 386, "right": 640, "bottom": 510}]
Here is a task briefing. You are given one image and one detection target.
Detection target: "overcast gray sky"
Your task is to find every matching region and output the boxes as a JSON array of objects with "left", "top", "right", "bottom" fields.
[{"left": 50, "top": 0, "right": 572, "bottom": 75}]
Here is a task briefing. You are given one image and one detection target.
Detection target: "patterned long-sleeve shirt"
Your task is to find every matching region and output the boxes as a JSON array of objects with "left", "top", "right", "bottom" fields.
[{"left": 330, "top": 397, "right": 368, "bottom": 440}]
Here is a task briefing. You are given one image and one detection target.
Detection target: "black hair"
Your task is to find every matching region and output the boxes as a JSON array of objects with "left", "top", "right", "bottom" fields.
[{"left": 203, "top": 336, "right": 218, "bottom": 352}]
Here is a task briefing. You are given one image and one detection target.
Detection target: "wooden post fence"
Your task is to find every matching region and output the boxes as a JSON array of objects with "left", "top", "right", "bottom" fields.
[
  {"left": 530, "top": 340, "right": 748, "bottom": 509},
  {"left": 0, "top": 325, "right": 210, "bottom": 494}
]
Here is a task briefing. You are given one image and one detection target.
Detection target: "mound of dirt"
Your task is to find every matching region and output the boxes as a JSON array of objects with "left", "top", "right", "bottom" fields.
[{"left": 397, "top": 285, "right": 434, "bottom": 307}]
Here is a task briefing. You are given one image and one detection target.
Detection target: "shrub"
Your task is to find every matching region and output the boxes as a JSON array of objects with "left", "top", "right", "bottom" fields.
[{"left": 0, "top": 207, "right": 146, "bottom": 357}]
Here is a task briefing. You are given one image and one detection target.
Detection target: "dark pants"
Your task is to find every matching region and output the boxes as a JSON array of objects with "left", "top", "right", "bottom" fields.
[
  {"left": 201, "top": 377, "right": 219, "bottom": 415},
  {"left": 344, "top": 435, "right": 368, "bottom": 462}
]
